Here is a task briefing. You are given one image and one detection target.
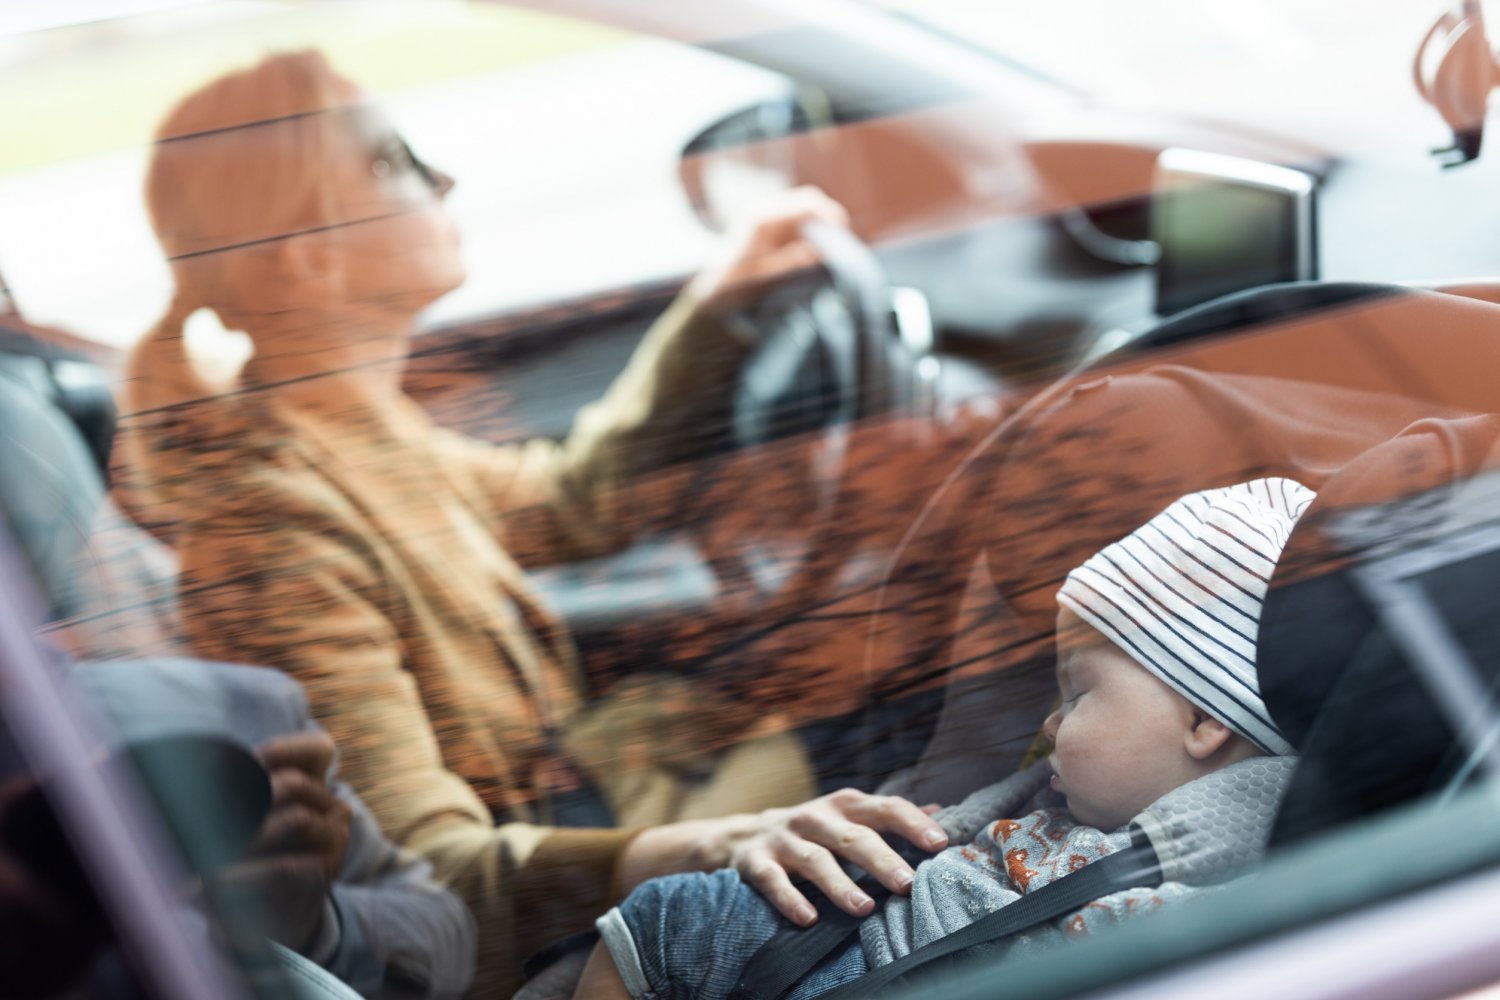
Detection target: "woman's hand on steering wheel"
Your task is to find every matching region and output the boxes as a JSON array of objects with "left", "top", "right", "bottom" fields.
[{"left": 688, "top": 186, "right": 852, "bottom": 314}]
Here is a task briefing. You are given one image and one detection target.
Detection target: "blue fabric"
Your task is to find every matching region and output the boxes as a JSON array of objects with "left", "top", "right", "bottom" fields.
[{"left": 608, "top": 869, "right": 867, "bottom": 1000}]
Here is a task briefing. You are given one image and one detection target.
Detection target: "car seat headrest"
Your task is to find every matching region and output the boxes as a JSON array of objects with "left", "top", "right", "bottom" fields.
[
  {"left": 1257, "top": 413, "right": 1500, "bottom": 846},
  {"left": 0, "top": 322, "right": 116, "bottom": 476}
]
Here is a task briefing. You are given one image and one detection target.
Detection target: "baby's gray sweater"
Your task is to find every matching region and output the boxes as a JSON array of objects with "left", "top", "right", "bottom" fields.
[{"left": 862, "top": 757, "right": 1296, "bottom": 967}]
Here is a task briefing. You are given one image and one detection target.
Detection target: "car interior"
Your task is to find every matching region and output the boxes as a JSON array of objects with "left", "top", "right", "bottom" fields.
[{"left": 4, "top": 0, "right": 1500, "bottom": 997}]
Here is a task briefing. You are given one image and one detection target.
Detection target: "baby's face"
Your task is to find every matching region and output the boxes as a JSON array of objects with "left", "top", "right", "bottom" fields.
[{"left": 1043, "top": 609, "right": 1203, "bottom": 830}]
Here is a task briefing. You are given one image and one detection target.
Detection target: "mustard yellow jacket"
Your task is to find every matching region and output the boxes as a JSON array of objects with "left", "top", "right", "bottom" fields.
[{"left": 124, "top": 296, "right": 812, "bottom": 996}]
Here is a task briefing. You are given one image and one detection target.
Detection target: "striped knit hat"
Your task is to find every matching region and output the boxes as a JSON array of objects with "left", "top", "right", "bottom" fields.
[{"left": 1056, "top": 478, "right": 1315, "bottom": 756}]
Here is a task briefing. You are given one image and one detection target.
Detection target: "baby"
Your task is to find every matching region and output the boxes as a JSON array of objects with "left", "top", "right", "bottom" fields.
[{"left": 571, "top": 478, "right": 1312, "bottom": 1000}]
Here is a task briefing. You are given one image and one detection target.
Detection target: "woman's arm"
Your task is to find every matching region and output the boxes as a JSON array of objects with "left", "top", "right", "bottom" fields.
[{"left": 434, "top": 188, "right": 851, "bottom": 569}]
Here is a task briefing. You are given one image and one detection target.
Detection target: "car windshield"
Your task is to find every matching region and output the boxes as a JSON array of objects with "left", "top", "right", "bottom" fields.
[
  {"left": 0, "top": 1, "right": 785, "bottom": 348},
  {"left": 874, "top": 0, "right": 1447, "bottom": 151}
]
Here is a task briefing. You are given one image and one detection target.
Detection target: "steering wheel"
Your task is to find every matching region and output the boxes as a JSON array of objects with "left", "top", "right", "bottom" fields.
[
  {"left": 670, "top": 223, "right": 937, "bottom": 751},
  {"left": 729, "top": 219, "right": 926, "bottom": 451},
  {"left": 711, "top": 218, "right": 932, "bottom": 604}
]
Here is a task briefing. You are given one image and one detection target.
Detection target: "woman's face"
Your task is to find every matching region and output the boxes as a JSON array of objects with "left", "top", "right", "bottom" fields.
[{"left": 317, "top": 103, "right": 466, "bottom": 318}]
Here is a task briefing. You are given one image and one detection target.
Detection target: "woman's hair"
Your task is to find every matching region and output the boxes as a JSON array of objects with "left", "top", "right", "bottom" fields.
[{"left": 125, "top": 50, "right": 357, "bottom": 416}]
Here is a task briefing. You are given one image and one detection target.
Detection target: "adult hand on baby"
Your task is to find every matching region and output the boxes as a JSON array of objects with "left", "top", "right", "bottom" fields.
[
  {"left": 619, "top": 793, "right": 948, "bottom": 925},
  {"left": 725, "top": 788, "right": 948, "bottom": 927},
  {"left": 687, "top": 186, "right": 852, "bottom": 313}
]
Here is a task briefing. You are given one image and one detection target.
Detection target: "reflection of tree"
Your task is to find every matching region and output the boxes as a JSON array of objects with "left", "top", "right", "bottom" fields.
[
  {"left": 81, "top": 290, "right": 1500, "bottom": 798},
  {"left": 572, "top": 303, "right": 1500, "bottom": 788}
]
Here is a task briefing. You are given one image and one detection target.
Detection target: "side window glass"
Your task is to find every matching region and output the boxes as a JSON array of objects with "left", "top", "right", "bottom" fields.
[{"left": 0, "top": 4, "right": 796, "bottom": 355}]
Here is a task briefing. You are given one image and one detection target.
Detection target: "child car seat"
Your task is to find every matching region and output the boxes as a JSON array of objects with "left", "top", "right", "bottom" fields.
[
  {"left": 1256, "top": 413, "right": 1500, "bottom": 845},
  {"left": 737, "top": 411, "right": 1500, "bottom": 999}
]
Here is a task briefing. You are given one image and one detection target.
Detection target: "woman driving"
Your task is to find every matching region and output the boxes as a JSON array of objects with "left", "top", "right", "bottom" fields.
[{"left": 118, "top": 51, "right": 947, "bottom": 994}]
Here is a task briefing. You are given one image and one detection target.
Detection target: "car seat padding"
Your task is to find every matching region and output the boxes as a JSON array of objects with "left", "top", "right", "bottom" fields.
[{"left": 1258, "top": 414, "right": 1500, "bottom": 845}]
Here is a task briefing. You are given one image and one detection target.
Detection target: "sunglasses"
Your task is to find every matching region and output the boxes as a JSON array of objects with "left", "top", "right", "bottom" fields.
[{"left": 370, "top": 133, "right": 445, "bottom": 192}]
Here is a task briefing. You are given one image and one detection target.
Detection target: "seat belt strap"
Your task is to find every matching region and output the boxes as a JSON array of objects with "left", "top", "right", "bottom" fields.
[
  {"left": 816, "top": 840, "right": 1161, "bottom": 999},
  {"left": 730, "top": 879, "right": 891, "bottom": 1000}
]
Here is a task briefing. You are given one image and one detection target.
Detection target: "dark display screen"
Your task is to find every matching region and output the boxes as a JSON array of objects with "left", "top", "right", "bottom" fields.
[{"left": 1153, "top": 157, "right": 1315, "bottom": 317}]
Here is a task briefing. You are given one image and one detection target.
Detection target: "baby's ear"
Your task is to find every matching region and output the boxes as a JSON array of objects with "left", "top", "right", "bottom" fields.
[{"left": 1183, "top": 711, "right": 1235, "bottom": 760}]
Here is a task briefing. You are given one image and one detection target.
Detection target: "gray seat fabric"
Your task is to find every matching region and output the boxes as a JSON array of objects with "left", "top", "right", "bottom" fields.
[
  {"left": 0, "top": 352, "right": 107, "bottom": 619},
  {"left": 262, "top": 942, "right": 369, "bottom": 1000},
  {"left": 0, "top": 351, "right": 182, "bottom": 654}
]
